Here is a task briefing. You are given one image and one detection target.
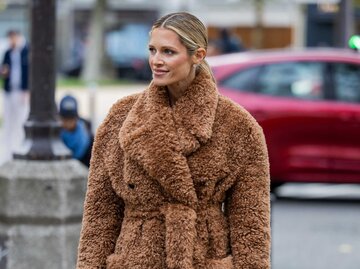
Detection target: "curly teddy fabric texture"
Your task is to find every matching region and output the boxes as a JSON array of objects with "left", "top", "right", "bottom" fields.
[{"left": 76, "top": 71, "right": 271, "bottom": 269}]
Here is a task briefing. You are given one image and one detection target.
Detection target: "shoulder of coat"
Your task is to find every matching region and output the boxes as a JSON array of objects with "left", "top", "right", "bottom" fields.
[
  {"left": 96, "top": 92, "right": 141, "bottom": 136},
  {"left": 217, "top": 95, "right": 267, "bottom": 161},
  {"left": 109, "top": 92, "right": 141, "bottom": 117},
  {"left": 217, "top": 95, "right": 261, "bottom": 131}
]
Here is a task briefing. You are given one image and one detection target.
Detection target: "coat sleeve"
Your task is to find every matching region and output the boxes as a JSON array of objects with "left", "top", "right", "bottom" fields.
[
  {"left": 2, "top": 51, "right": 9, "bottom": 66},
  {"left": 76, "top": 95, "right": 138, "bottom": 269},
  {"left": 226, "top": 116, "right": 271, "bottom": 269}
]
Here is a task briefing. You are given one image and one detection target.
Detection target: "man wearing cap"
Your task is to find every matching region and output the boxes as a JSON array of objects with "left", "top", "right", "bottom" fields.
[
  {"left": 59, "top": 95, "right": 93, "bottom": 167},
  {"left": 1, "top": 29, "right": 29, "bottom": 162}
]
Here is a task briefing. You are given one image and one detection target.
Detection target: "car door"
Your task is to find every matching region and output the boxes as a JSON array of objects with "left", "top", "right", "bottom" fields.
[
  {"left": 325, "top": 61, "right": 360, "bottom": 183},
  {"left": 219, "top": 61, "right": 332, "bottom": 183},
  {"left": 256, "top": 61, "right": 336, "bottom": 182}
]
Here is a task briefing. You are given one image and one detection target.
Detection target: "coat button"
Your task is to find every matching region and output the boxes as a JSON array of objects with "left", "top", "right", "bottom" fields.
[{"left": 128, "top": 183, "right": 135, "bottom": 189}]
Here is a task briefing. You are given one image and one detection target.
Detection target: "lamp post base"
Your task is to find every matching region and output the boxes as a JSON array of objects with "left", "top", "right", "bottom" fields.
[
  {"left": 14, "top": 120, "right": 71, "bottom": 161},
  {"left": 0, "top": 159, "right": 88, "bottom": 269}
]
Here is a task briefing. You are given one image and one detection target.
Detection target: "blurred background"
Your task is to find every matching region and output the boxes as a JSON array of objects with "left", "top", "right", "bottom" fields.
[
  {"left": 0, "top": 0, "right": 358, "bottom": 81},
  {"left": 0, "top": 0, "right": 359, "bottom": 268}
]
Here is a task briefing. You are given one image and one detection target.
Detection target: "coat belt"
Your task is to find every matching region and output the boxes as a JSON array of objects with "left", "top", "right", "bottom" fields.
[{"left": 124, "top": 203, "right": 224, "bottom": 269}]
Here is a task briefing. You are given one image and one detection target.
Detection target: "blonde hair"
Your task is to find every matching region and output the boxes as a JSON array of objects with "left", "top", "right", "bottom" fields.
[{"left": 151, "top": 12, "right": 215, "bottom": 82}]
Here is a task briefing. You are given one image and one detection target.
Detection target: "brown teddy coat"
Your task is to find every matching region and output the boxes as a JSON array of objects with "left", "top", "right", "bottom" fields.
[{"left": 76, "top": 71, "right": 271, "bottom": 269}]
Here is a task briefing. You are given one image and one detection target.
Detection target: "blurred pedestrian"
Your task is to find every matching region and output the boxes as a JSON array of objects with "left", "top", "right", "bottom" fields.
[
  {"left": 76, "top": 12, "right": 270, "bottom": 269},
  {"left": 0, "top": 29, "right": 29, "bottom": 162},
  {"left": 207, "top": 38, "right": 223, "bottom": 56},
  {"left": 59, "top": 95, "right": 93, "bottom": 167},
  {"left": 219, "top": 28, "right": 246, "bottom": 53}
]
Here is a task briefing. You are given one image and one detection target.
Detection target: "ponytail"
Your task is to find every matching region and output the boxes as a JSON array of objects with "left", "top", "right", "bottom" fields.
[{"left": 198, "top": 59, "right": 216, "bottom": 83}]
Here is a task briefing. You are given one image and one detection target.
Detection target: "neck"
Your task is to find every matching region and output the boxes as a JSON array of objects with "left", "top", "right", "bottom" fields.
[{"left": 167, "top": 70, "right": 196, "bottom": 106}]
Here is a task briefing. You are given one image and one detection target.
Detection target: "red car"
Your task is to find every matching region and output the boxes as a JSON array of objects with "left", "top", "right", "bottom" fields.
[{"left": 208, "top": 49, "right": 360, "bottom": 190}]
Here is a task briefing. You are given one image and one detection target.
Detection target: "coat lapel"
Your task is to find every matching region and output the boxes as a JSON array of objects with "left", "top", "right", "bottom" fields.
[{"left": 119, "top": 71, "right": 218, "bottom": 207}]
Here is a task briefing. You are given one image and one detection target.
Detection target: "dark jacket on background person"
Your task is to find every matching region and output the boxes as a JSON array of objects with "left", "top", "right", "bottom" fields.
[
  {"left": 60, "top": 119, "right": 93, "bottom": 167},
  {"left": 76, "top": 71, "right": 271, "bottom": 269},
  {"left": 2, "top": 44, "right": 29, "bottom": 92}
]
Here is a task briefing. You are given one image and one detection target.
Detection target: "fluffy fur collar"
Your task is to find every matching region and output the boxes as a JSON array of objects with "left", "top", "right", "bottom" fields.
[{"left": 119, "top": 71, "right": 218, "bottom": 208}]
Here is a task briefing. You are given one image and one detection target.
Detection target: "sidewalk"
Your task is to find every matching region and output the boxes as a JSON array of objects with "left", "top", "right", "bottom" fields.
[{"left": 0, "top": 83, "right": 146, "bottom": 165}]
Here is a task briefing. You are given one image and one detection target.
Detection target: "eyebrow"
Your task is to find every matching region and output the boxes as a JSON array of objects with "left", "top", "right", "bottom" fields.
[{"left": 148, "top": 44, "right": 178, "bottom": 51}]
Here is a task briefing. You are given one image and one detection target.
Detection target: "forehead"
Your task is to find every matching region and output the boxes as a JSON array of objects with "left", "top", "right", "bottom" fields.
[{"left": 149, "top": 28, "right": 183, "bottom": 48}]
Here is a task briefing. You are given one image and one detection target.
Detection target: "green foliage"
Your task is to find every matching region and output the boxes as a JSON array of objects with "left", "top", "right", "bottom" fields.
[
  {"left": 56, "top": 78, "right": 134, "bottom": 88},
  {"left": 56, "top": 78, "right": 86, "bottom": 87},
  {"left": 349, "top": 35, "right": 360, "bottom": 49}
]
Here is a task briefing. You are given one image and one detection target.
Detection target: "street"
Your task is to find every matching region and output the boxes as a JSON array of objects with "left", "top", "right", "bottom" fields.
[{"left": 272, "top": 183, "right": 360, "bottom": 269}]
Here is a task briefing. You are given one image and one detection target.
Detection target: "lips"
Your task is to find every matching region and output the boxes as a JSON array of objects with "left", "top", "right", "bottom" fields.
[{"left": 153, "top": 69, "right": 169, "bottom": 76}]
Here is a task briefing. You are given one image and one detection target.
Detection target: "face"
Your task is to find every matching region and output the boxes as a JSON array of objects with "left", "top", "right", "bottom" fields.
[
  {"left": 8, "top": 34, "right": 20, "bottom": 49},
  {"left": 61, "top": 117, "right": 77, "bottom": 131},
  {"left": 148, "top": 28, "right": 197, "bottom": 91}
]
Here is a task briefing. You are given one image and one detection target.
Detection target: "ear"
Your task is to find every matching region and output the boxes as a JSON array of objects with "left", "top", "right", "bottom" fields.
[{"left": 192, "top": 48, "right": 206, "bottom": 65}]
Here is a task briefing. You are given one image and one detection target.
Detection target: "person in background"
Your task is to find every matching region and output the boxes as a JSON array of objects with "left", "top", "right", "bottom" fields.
[
  {"left": 59, "top": 95, "right": 93, "bottom": 167},
  {"left": 0, "top": 29, "right": 29, "bottom": 162},
  {"left": 219, "top": 28, "right": 246, "bottom": 53},
  {"left": 207, "top": 39, "right": 223, "bottom": 56}
]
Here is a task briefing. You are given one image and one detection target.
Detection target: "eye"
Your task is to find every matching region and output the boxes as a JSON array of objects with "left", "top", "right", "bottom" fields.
[
  {"left": 164, "top": 48, "right": 175, "bottom": 55},
  {"left": 148, "top": 47, "right": 156, "bottom": 55}
]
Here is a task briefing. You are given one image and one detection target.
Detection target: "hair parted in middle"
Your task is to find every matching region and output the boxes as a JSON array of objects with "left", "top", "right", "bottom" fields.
[{"left": 151, "top": 12, "right": 215, "bottom": 82}]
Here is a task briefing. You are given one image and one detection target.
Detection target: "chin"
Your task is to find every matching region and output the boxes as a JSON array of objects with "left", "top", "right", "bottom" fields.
[
  {"left": 152, "top": 78, "right": 169, "bottom": 87},
  {"left": 153, "top": 81, "right": 168, "bottom": 87}
]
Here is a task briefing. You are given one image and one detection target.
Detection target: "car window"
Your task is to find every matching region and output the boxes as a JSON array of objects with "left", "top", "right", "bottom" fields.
[
  {"left": 258, "top": 62, "right": 325, "bottom": 100},
  {"left": 333, "top": 63, "right": 360, "bottom": 103},
  {"left": 220, "top": 66, "right": 261, "bottom": 92}
]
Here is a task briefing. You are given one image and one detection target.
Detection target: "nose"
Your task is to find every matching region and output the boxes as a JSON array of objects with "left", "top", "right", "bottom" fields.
[{"left": 150, "top": 52, "right": 164, "bottom": 66}]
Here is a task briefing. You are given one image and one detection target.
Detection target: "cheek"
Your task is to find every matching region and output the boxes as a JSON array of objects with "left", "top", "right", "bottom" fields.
[
  {"left": 62, "top": 120, "right": 76, "bottom": 130},
  {"left": 172, "top": 57, "right": 192, "bottom": 72},
  {"left": 65, "top": 122, "right": 72, "bottom": 129},
  {"left": 177, "top": 62, "right": 192, "bottom": 75}
]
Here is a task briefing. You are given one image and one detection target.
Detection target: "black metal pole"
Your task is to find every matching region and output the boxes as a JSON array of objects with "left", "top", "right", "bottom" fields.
[
  {"left": 14, "top": 0, "right": 71, "bottom": 160},
  {"left": 337, "top": 0, "right": 354, "bottom": 48}
]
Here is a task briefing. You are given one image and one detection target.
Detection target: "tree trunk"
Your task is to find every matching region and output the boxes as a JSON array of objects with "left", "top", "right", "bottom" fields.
[
  {"left": 81, "top": 0, "right": 107, "bottom": 82},
  {"left": 252, "top": 0, "right": 264, "bottom": 49}
]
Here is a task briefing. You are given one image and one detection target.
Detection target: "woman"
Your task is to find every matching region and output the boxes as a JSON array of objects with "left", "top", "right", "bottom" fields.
[{"left": 76, "top": 12, "right": 270, "bottom": 269}]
